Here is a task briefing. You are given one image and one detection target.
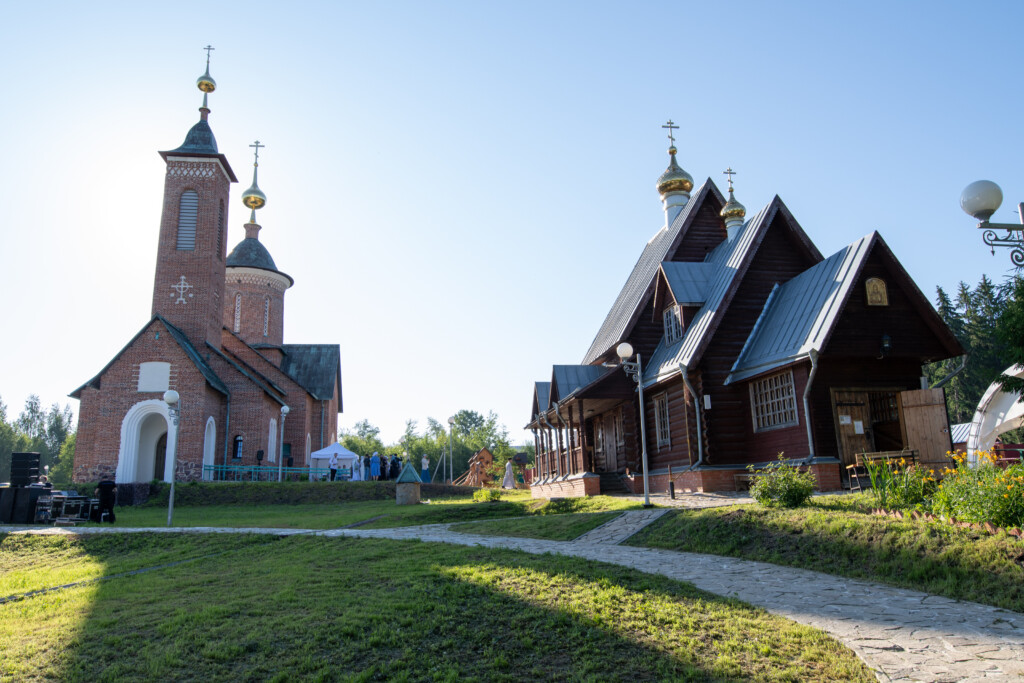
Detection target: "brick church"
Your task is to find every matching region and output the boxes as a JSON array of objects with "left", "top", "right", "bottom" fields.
[{"left": 71, "top": 54, "right": 342, "bottom": 483}]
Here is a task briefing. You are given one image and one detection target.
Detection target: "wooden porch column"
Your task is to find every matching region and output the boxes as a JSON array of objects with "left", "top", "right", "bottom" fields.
[{"left": 577, "top": 401, "right": 589, "bottom": 472}]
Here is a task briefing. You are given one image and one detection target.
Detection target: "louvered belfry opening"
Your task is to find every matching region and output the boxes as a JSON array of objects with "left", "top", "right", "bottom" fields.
[{"left": 176, "top": 190, "right": 199, "bottom": 250}]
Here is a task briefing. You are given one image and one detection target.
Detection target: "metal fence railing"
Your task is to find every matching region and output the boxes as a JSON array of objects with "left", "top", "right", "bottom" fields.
[{"left": 201, "top": 465, "right": 350, "bottom": 482}]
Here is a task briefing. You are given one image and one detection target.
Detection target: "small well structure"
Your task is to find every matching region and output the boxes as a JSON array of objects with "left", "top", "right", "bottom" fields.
[{"left": 395, "top": 462, "right": 422, "bottom": 505}]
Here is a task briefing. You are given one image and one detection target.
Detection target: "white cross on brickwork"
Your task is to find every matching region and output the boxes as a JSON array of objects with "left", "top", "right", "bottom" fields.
[{"left": 171, "top": 276, "right": 194, "bottom": 304}]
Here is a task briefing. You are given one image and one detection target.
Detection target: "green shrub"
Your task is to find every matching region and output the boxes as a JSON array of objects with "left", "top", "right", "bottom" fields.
[
  {"left": 864, "top": 457, "right": 936, "bottom": 510},
  {"left": 748, "top": 454, "right": 816, "bottom": 508},
  {"left": 932, "top": 451, "right": 1024, "bottom": 528},
  {"left": 473, "top": 488, "right": 502, "bottom": 502}
]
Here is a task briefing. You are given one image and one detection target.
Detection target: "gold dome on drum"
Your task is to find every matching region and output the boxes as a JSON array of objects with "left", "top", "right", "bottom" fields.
[
  {"left": 656, "top": 146, "right": 693, "bottom": 196},
  {"left": 242, "top": 183, "right": 266, "bottom": 211},
  {"left": 720, "top": 188, "right": 746, "bottom": 220},
  {"left": 197, "top": 66, "right": 216, "bottom": 93}
]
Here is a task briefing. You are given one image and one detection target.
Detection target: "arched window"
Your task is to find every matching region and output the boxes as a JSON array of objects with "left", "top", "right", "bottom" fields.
[
  {"left": 263, "top": 298, "right": 270, "bottom": 337},
  {"left": 176, "top": 190, "right": 199, "bottom": 250},
  {"left": 232, "top": 435, "right": 243, "bottom": 460},
  {"left": 233, "top": 293, "right": 242, "bottom": 333},
  {"left": 268, "top": 418, "right": 277, "bottom": 463},
  {"left": 217, "top": 199, "right": 225, "bottom": 260}
]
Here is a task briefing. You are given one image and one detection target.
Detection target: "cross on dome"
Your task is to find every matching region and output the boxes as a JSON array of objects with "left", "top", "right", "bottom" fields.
[
  {"left": 249, "top": 140, "right": 264, "bottom": 167},
  {"left": 723, "top": 167, "right": 737, "bottom": 192},
  {"left": 661, "top": 120, "right": 679, "bottom": 147},
  {"left": 203, "top": 45, "right": 215, "bottom": 66}
]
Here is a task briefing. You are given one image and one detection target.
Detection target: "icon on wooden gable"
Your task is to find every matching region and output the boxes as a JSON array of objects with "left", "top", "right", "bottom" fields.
[{"left": 865, "top": 277, "right": 888, "bottom": 306}]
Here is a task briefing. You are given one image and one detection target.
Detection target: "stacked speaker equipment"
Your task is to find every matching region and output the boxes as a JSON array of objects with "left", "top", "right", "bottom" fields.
[
  {"left": 1, "top": 452, "right": 49, "bottom": 524},
  {"left": 10, "top": 452, "right": 40, "bottom": 486}
]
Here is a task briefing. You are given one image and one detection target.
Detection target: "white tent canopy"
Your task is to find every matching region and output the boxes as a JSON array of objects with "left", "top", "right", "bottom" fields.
[
  {"left": 309, "top": 443, "right": 362, "bottom": 480},
  {"left": 966, "top": 364, "right": 1024, "bottom": 464}
]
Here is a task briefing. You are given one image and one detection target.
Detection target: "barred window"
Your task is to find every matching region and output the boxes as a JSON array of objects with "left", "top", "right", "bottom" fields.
[
  {"left": 653, "top": 393, "right": 671, "bottom": 447},
  {"left": 176, "top": 190, "right": 198, "bottom": 250},
  {"left": 233, "top": 293, "right": 242, "bottom": 333},
  {"left": 750, "top": 370, "right": 799, "bottom": 432},
  {"left": 663, "top": 305, "right": 683, "bottom": 344},
  {"left": 263, "top": 298, "right": 270, "bottom": 336}
]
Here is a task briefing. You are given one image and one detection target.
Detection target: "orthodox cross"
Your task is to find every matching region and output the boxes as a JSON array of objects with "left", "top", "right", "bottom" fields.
[
  {"left": 203, "top": 45, "right": 215, "bottom": 67},
  {"left": 661, "top": 120, "right": 679, "bottom": 146},
  {"left": 250, "top": 140, "right": 264, "bottom": 166},
  {"left": 171, "top": 275, "right": 194, "bottom": 304},
  {"left": 723, "top": 167, "right": 737, "bottom": 192}
]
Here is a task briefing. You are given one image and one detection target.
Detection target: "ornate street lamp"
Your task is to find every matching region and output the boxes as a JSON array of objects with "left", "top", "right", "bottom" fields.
[
  {"left": 960, "top": 180, "right": 1024, "bottom": 266},
  {"left": 616, "top": 342, "right": 651, "bottom": 507},
  {"left": 277, "top": 405, "right": 290, "bottom": 482},
  {"left": 163, "top": 390, "right": 180, "bottom": 527}
]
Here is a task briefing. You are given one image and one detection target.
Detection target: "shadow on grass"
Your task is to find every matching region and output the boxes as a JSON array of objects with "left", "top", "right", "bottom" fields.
[{"left": 3, "top": 534, "right": 871, "bottom": 682}]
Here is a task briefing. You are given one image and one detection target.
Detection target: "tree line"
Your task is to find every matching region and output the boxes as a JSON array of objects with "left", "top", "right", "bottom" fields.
[
  {"left": 925, "top": 273, "right": 1023, "bottom": 435},
  {"left": 0, "top": 394, "right": 76, "bottom": 485},
  {"left": 339, "top": 409, "right": 533, "bottom": 482}
]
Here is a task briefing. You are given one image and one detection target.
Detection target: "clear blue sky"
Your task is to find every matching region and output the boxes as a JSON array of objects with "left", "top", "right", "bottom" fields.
[{"left": 1, "top": 1, "right": 1022, "bottom": 445}]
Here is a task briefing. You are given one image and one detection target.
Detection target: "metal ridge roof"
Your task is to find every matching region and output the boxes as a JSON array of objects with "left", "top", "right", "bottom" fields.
[
  {"left": 581, "top": 180, "right": 723, "bottom": 365},
  {"left": 726, "top": 233, "right": 875, "bottom": 384},
  {"left": 643, "top": 201, "right": 775, "bottom": 385}
]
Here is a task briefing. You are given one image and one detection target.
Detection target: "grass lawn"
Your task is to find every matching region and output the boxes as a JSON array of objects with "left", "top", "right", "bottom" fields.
[
  {"left": 454, "top": 511, "right": 623, "bottom": 541},
  {"left": 628, "top": 494, "right": 1024, "bottom": 613},
  {"left": 86, "top": 492, "right": 641, "bottom": 530},
  {"left": 0, "top": 532, "right": 873, "bottom": 682}
]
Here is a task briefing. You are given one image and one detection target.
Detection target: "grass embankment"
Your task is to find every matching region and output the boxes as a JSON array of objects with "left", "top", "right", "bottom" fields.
[
  {"left": 627, "top": 494, "right": 1024, "bottom": 613},
  {"left": 88, "top": 492, "right": 641, "bottom": 530},
  {"left": 0, "top": 533, "right": 873, "bottom": 682},
  {"left": 455, "top": 511, "right": 623, "bottom": 541}
]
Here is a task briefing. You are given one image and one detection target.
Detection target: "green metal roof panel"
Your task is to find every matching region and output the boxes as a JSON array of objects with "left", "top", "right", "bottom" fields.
[
  {"left": 396, "top": 462, "right": 422, "bottom": 483},
  {"left": 280, "top": 344, "right": 341, "bottom": 402}
]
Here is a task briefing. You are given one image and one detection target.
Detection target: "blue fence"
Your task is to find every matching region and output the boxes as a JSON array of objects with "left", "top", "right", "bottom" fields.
[{"left": 201, "top": 465, "right": 350, "bottom": 482}]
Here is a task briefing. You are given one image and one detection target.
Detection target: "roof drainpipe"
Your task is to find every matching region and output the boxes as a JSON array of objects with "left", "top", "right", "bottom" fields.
[
  {"left": 802, "top": 348, "right": 819, "bottom": 465},
  {"left": 554, "top": 401, "right": 570, "bottom": 475},
  {"left": 221, "top": 394, "right": 231, "bottom": 470},
  {"left": 678, "top": 363, "right": 704, "bottom": 471}
]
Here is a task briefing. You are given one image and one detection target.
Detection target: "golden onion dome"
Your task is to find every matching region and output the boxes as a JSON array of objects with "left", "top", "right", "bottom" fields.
[
  {"left": 242, "top": 182, "right": 266, "bottom": 211},
  {"left": 197, "top": 65, "right": 216, "bottom": 94},
  {"left": 656, "top": 147, "right": 694, "bottom": 196},
  {"left": 720, "top": 188, "right": 746, "bottom": 220}
]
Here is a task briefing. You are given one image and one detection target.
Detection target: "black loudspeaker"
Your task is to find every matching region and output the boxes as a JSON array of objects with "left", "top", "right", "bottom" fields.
[
  {"left": 287, "top": 456, "right": 294, "bottom": 468},
  {"left": 0, "top": 487, "right": 16, "bottom": 523},
  {"left": 12, "top": 452, "right": 41, "bottom": 466},
  {"left": 12, "top": 489, "right": 35, "bottom": 524}
]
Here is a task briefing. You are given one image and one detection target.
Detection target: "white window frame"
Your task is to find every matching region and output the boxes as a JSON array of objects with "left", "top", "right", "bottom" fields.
[
  {"left": 663, "top": 304, "right": 683, "bottom": 344},
  {"left": 233, "top": 293, "right": 242, "bottom": 333},
  {"left": 653, "top": 393, "right": 671, "bottom": 448},
  {"left": 176, "top": 190, "right": 198, "bottom": 250},
  {"left": 749, "top": 369, "right": 799, "bottom": 432}
]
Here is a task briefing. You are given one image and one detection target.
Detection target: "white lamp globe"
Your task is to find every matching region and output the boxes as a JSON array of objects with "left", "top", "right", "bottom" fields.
[
  {"left": 960, "top": 180, "right": 1003, "bottom": 222},
  {"left": 163, "top": 390, "right": 180, "bottom": 406},
  {"left": 616, "top": 342, "right": 634, "bottom": 360},
  {"left": 280, "top": 405, "right": 290, "bottom": 416}
]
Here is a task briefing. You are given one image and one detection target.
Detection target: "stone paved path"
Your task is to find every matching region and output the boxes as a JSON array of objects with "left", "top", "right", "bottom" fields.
[{"left": 4, "top": 514, "right": 1024, "bottom": 682}]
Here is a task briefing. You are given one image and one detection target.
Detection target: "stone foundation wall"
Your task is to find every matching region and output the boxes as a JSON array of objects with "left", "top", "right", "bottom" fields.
[{"left": 530, "top": 474, "right": 600, "bottom": 499}]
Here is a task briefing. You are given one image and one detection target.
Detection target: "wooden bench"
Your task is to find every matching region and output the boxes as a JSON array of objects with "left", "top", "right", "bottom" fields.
[{"left": 846, "top": 449, "right": 918, "bottom": 492}]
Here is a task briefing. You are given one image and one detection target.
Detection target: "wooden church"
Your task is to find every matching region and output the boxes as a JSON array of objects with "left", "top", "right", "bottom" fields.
[{"left": 527, "top": 129, "right": 963, "bottom": 497}]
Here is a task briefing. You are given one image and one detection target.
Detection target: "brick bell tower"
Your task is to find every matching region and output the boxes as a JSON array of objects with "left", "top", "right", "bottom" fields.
[{"left": 152, "top": 48, "right": 238, "bottom": 348}]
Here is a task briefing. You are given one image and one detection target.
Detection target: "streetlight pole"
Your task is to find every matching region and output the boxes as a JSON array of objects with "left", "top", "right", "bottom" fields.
[
  {"left": 960, "top": 180, "right": 1024, "bottom": 266},
  {"left": 277, "top": 405, "right": 289, "bottom": 482},
  {"left": 617, "top": 343, "right": 651, "bottom": 507},
  {"left": 163, "top": 390, "right": 180, "bottom": 527},
  {"left": 447, "top": 416, "right": 455, "bottom": 484}
]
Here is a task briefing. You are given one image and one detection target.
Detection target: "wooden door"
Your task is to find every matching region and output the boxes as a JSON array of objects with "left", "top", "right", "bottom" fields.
[
  {"left": 833, "top": 390, "right": 874, "bottom": 467},
  {"left": 899, "top": 389, "right": 952, "bottom": 467}
]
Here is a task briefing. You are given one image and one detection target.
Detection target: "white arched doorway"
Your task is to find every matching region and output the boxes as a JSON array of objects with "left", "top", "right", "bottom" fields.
[
  {"left": 967, "top": 364, "right": 1024, "bottom": 464},
  {"left": 117, "top": 400, "right": 177, "bottom": 483},
  {"left": 203, "top": 417, "right": 217, "bottom": 480}
]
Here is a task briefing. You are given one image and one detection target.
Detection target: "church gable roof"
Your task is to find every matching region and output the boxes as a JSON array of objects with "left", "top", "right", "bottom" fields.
[
  {"left": 581, "top": 180, "right": 724, "bottom": 365},
  {"left": 659, "top": 261, "right": 715, "bottom": 306},
  {"left": 280, "top": 344, "right": 342, "bottom": 406},
  {"left": 643, "top": 196, "right": 822, "bottom": 385},
  {"left": 533, "top": 381, "right": 551, "bottom": 418},
  {"left": 726, "top": 233, "right": 875, "bottom": 384},
  {"left": 70, "top": 315, "right": 229, "bottom": 398},
  {"left": 204, "top": 343, "right": 286, "bottom": 405}
]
